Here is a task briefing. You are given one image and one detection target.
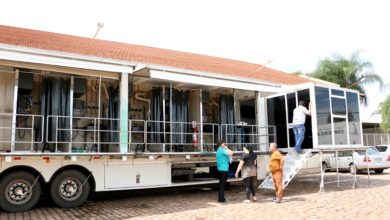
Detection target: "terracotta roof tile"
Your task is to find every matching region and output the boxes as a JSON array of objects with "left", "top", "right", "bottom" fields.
[{"left": 0, "top": 25, "right": 310, "bottom": 85}]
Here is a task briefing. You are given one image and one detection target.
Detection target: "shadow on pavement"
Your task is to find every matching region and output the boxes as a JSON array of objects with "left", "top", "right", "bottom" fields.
[
  {"left": 281, "top": 171, "right": 390, "bottom": 197},
  {"left": 2, "top": 170, "right": 390, "bottom": 219}
]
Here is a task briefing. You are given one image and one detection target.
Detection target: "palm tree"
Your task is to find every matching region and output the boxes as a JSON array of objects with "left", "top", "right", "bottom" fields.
[
  {"left": 378, "top": 95, "right": 390, "bottom": 132},
  {"left": 309, "top": 51, "right": 383, "bottom": 105}
]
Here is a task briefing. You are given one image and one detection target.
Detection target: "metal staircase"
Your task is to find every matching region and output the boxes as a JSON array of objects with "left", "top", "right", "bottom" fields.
[{"left": 259, "top": 150, "right": 313, "bottom": 190}]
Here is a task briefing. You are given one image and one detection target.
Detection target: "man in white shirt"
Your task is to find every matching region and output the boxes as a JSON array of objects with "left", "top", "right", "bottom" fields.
[{"left": 292, "top": 101, "right": 311, "bottom": 153}]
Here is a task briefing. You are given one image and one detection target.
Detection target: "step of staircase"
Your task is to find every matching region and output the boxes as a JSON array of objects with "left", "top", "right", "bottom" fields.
[{"left": 259, "top": 150, "right": 312, "bottom": 190}]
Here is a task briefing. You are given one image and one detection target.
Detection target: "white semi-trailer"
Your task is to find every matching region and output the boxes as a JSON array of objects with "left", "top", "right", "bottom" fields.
[{"left": 0, "top": 25, "right": 363, "bottom": 212}]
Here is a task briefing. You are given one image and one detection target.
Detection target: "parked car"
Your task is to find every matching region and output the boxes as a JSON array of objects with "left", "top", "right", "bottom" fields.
[
  {"left": 375, "top": 145, "right": 390, "bottom": 155},
  {"left": 322, "top": 147, "right": 390, "bottom": 174}
]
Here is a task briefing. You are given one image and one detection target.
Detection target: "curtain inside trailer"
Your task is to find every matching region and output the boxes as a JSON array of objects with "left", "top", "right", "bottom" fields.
[
  {"left": 220, "top": 95, "right": 236, "bottom": 144},
  {"left": 151, "top": 87, "right": 163, "bottom": 143},
  {"left": 40, "top": 78, "right": 70, "bottom": 144},
  {"left": 171, "top": 89, "right": 190, "bottom": 149},
  {"left": 106, "top": 85, "right": 119, "bottom": 143}
]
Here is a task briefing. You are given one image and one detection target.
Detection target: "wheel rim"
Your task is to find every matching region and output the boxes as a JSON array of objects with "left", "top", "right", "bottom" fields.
[
  {"left": 59, "top": 178, "right": 82, "bottom": 201},
  {"left": 5, "top": 179, "right": 33, "bottom": 205}
]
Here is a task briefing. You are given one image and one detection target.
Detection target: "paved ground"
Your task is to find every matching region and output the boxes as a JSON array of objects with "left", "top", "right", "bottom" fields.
[{"left": 1, "top": 170, "right": 390, "bottom": 220}]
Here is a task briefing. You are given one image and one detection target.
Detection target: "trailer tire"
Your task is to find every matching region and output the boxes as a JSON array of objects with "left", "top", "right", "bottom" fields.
[
  {"left": 0, "top": 171, "right": 41, "bottom": 212},
  {"left": 50, "top": 170, "right": 90, "bottom": 208}
]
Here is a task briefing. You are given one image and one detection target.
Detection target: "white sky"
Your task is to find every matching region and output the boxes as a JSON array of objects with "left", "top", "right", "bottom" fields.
[{"left": 0, "top": 0, "right": 389, "bottom": 122}]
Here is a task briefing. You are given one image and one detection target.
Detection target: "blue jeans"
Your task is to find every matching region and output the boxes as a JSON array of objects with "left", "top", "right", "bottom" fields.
[{"left": 293, "top": 124, "right": 305, "bottom": 153}]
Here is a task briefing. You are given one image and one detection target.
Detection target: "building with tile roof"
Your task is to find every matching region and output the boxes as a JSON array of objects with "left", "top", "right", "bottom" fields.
[{"left": 0, "top": 24, "right": 310, "bottom": 86}]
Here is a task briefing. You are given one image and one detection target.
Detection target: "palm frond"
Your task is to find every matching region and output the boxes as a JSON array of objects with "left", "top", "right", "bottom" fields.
[
  {"left": 361, "top": 72, "right": 384, "bottom": 88},
  {"left": 308, "top": 50, "right": 384, "bottom": 107},
  {"left": 380, "top": 95, "right": 390, "bottom": 132}
]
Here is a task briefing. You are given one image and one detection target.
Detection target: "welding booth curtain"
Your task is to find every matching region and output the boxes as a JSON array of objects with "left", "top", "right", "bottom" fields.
[
  {"left": 40, "top": 78, "right": 71, "bottom": 143},
  {"left": 150, "top": 88, "right": 190, "bottom": 147},
  {"left": 220, "top": 95, "right": 236, "bottom": 144},
  {"left": 106, "top": 85, "right": 119, "bottom": 143},
  {"left": 171, "top": 89, "right": 190, "bottom": 145},
  {"left": 150, "top": 87, "right": 163, "bottom": 143}
]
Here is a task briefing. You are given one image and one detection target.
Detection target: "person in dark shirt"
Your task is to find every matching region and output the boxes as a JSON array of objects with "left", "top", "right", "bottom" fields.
[{"left": 235, "top": 145, "right": 257, "bottom": 202}]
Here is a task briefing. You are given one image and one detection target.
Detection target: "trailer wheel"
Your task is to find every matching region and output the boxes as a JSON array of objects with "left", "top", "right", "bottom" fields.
[
  {"left": 50, "top": 170, "right": 90, "bottom": 208},
  {"left": 0, "top": 171, "right": 41, "bottom": 212}
]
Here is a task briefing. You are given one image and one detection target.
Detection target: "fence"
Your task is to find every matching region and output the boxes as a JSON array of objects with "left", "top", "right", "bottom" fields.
[
  {"left": 130, "top": 120, "right": 219, "bottom": 152},
  {"left": 363, "top": 133, "right": 389, "bottom": 146},
  {"left": 1, "top": 113, "right": 277, "bottom": 153},
  {"left": 47, "top": 115, "right": 129, "bottom": 152},
  {"left": 0, "top": 113, "right": 44, "bottom": 151}
]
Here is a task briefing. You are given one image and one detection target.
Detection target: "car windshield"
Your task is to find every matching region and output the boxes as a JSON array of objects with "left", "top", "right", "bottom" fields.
[{"left": 357, "top": 148, "right": 379, "bottom": 156}]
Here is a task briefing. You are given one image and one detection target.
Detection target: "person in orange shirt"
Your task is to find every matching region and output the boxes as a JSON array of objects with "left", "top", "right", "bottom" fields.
[{"left": 269, "top": 143, "right": 284, "bottom": 203}]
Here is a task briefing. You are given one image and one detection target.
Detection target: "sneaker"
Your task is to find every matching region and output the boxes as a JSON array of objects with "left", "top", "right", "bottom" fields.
[
  {"left": 252, "top": 196, "right": 257, "bottom": 202},
  {"left": 243, "top": 200, "right": 250, "bottom": 203},
  {"left": 274, "top": 198, "right": 282, "bottom": 203}
]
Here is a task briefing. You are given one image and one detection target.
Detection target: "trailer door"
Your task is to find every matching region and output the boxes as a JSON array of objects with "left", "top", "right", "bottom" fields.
[
  {"left": 266, "top": 87, "right": 314, "bottom": 150},
  {"left": 266, "top": 94, "right": 288, "bottom": 148}
]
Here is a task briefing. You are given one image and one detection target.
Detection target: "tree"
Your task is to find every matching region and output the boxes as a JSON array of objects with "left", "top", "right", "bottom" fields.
[
  {"left": 378, "top": 95, "right": 390, "bottom": 132},
  {"left": 309, "top": 50, "right": 383, "bottom": 105}
]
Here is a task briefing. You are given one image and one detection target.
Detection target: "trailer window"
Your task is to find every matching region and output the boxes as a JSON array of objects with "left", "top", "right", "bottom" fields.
[
  {"left": 333, "top": 117, "right": 348, "bottom": 144},
  {"left": 331, "top": 89, "right": 344, "bottom": 97},
  {"left": 331, "top": 97, "right": 346, "bottom": 115},
  {"left": 346, "top": 92, "right": 361, "bottom": 144},
  {"left": 315, "top": 87, "right": 332, "bottom": 145}
]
